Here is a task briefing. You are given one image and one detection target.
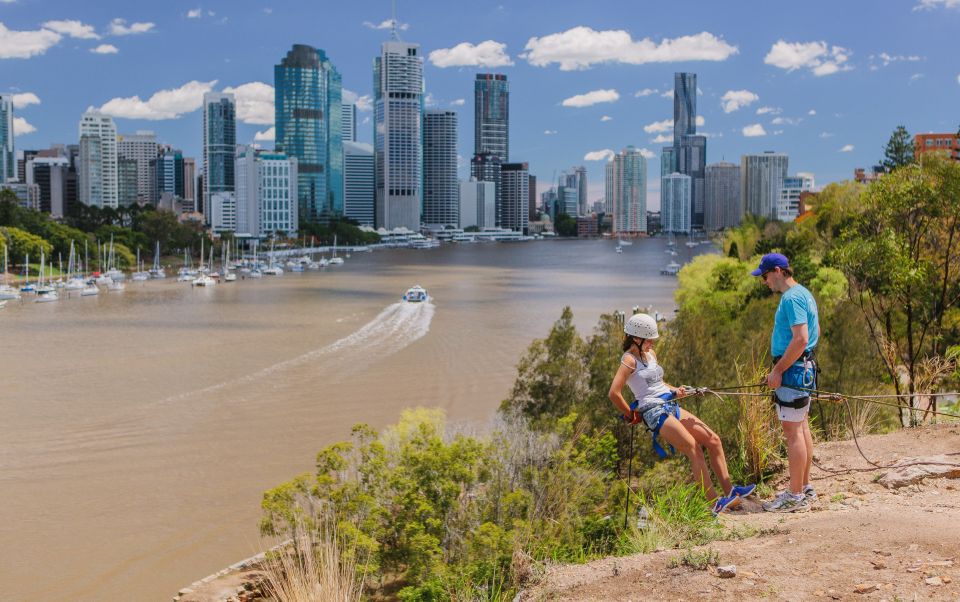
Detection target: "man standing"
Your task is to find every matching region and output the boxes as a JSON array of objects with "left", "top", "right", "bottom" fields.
[{"left": 752, "top": 253, "right": 820, "bottom": 513}]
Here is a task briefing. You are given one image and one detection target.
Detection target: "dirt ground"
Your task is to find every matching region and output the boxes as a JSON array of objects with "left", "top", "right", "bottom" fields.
[{"left": 517, "top": 424, "right": 960, "bottom": 602}]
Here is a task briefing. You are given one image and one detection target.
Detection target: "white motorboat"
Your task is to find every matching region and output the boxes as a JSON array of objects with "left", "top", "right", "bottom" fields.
[
  {"left": 263, "top": 266, "right": 283, "bottom": 276},
  {"left": 192, "top": 274, "right": 216, "bottom": 287},
  {"left": 402, "top": 285, "right": 429, "bottom": 303},
  {"left": 224, "top": 272, "right": 237, "bottom": 282},
  {"left": 81, "top": 283, "right": 100, "bottom": 296},
  {"left": 328, "top": 256, "right": 344, "bottom": 265},
  {"left": 248, "top": 269, "right": 263, "bottom": 279},
  {"left": 0, "top": 285, "right": 19, "bottom": 300},
  {"left": 661, "top": 261, "right": 682, "bottom": 276},
  {"left": 108, "top": 279, "right": 126, "bottom": 292},
  {"left": 35, "top": 289, "right": 58, "bottom": 303}
]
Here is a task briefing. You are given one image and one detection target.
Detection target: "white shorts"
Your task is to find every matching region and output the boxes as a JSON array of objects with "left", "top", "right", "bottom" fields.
[{"left": 777, "top": 402, "right": 810, "bottom": 423}]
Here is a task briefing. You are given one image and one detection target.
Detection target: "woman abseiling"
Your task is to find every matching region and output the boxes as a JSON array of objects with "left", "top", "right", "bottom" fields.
[{"left": 607, "top": 313, "right": 755, "bottom": 514}]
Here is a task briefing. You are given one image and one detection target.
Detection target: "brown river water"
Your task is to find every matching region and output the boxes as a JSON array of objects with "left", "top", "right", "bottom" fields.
[{"left": 0, "top": 238, "right": 708, "bottom": 600}]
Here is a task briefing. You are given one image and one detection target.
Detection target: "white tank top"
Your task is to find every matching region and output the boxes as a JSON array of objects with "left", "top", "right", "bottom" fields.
[{"left": 623, "top": 352, "right": 672, "bottom": 410}]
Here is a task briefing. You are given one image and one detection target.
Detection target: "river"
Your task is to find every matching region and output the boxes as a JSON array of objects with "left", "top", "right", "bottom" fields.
[{"left": 0, "top": 237, "right": 709, "bottom": 600}]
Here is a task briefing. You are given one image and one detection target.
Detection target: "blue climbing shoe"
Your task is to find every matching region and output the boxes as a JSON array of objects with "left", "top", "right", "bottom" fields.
[
  {"left": 711, "top": 494, "right": 738, "bottom": 516},
  {"left": 730, "top": 484, "right": 756, "bottom": 499}
]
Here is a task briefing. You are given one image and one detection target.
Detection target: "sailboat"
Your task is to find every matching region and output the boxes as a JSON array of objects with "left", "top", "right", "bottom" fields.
[
  {"left": 132, "top": 248, "right": 150, "bottom": 281},
  {"left": 20, "top": 254, "right": 36, "bottom": 293},
  {"left": 149, "top": 241, "right": 166, "bottom": 279},
  {"left": 0, "top": 245, "right": 21, "bottom": 300},
  {"left": 223, "top": 244, "right": 237, "bottom": 282},
  {"left": 328, "top": 234, "right": 344, "bottom": 265},
  {"left": 35, "top": 251, "right": 59, "bottom": 302},
  {"left": 192, "top": 239, "right": 216, "bottom": 286},
  {"left": 263, "top": 239, "right": 283, "bottom": 275}
]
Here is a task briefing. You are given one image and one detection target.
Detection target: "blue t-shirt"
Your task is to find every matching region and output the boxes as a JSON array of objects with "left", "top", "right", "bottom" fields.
[{"left": 772, "top": 284, "right": 819, "bottom": 359}]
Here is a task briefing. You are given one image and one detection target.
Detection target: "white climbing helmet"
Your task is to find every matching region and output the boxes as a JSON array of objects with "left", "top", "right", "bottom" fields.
[{"left": 624, "top": 313, "right": 659, "bottom": 339}]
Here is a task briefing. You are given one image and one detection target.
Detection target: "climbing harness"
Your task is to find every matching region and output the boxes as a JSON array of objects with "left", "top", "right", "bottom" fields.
[{"left": 625, "top": 391, "right": 681, "bottom": 458}]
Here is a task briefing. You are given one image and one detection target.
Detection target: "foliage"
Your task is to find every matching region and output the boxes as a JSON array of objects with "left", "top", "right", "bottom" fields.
[
  {"left": 0, "top": 226, "right": 53, "bottom": 263},
  {"left": 554, "top": 213, "right": 577, "bottom": 237},
  {"left": 299, "top": 219, "right": 381, "bottom": 246},
  {"left": 668, "top": 547, "right": 720, "bottom": 570},
  {"left": 882, "top": 125, "right": 914, "bottom": 172}
]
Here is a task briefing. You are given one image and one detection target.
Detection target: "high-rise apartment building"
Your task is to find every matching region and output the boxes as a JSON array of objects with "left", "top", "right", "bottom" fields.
[
  {"left": 235, "top": 146, "right": 299, "bottom": 238},
  {"left": 661, "top": 146, "right": 676, "bottom": 178},
  {"left": 528, "top": 174, "right": 537, "bottom": 220},
  {"left": 474, "top": 74, "right": 509, "bottom": 159},
  {"left": 343, "top": 141, "right": 374, "bottom": 227},
  {"left": 679, "top": 134, "right": 707, "bottom": 227},
  {"left": 0, "top": 95, "right": 14, "bottom": 182},
  {"left": 183, "top": 158, "right": 196, "bottom": 211},
  {"left": 117, "top": 156, "right": 139, "bottom": 207},
  {"left": 341, "top": 103, "right": 357, "bottom": 143},
  {"left": 25, "top": 155, "right": 69, "bottom": 216},
  {"left": 662, "top": 173, "right": 692, "bottom": 234},
  {"left": 741, "top": 152, "right": 789, "bottom": 220},
  {"left": 606, "top": 146, "right": 648, "bottom": 235},
  {"left": 704, "top": 162, "right": 741, "bottom": 230},
  {"left": 458, "top": 179, "right": 495, "bottom": 230},
  {"left": 117, "top": 131, "right": 158, "bottom": 204},
  {"left": 470, "top": 152, "right": 501, "bottom": 222},
  {"left": 78, "top": 112, "right": 119, "bottom": 208},
  {"left": 500, "top": 163, "right": 529, "bottom": 233},
  {"left": 154, "top": 147, "right": 184, "bottom": 200},
  {"left": 210, "top": 192, "right": 237, "bottom": 233},
  {"left": 777, "top": 173, "right": 815, "bottom": 222},
  {"left": 422, "top": 110, "right": 458, "bottom": 228},
  {"left": 202, "top": 92, "right": 236, "bottom": 220},
  {"left": 374, "top": 39, "right": 423, "bottom": 230},
  {"left": 275, "top": 44, "right": 343, "bottom": 223}
]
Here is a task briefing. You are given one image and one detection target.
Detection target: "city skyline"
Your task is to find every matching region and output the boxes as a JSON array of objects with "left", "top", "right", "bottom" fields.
[{"left": 2, "top": 1, "right": 959, "bottom": 209}]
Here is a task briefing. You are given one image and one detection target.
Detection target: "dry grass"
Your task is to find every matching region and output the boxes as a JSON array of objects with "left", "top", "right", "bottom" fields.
[{"left": 735, "top": 364, "right": 781, "bottom": 482}]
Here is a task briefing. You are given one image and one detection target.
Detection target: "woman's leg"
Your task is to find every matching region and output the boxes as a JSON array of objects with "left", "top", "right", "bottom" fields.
[
  {"left": 678, "top": 408, "right": 733, "bottom": 496},
  {"left": 658, "top": 415, "right": 718, "bottom": 500}
]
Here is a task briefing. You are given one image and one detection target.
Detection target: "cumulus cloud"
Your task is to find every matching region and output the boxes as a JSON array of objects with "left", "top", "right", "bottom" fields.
[
  {"left": 544, "top": 129, "right": 558, "bottom": 135},
  {"left": 756, "top": 106, "right": 781, "bottom": 115},
  {"left": 638, "top": 148, "right": 656, "bottom": 159},
  {"left": 109, "top": 18, "right": 155, "bottom": 36},
  {"left": 839, "top": 144, "right": 854, "bottom": 152},
  {"left": 342, "top": 89, "right": 373, "bottom": 112},
  {"left": 450, "top": 98, "right": 465, "bottom": 106},
  {"left": 561, "top": 89, "right": 619, "bottom": 108},
  {"left": 820, "top": 132, "right": 834, "bottom": 138},
  {"left": 13, "top": 116, "right": 35, "bottom": 136},
  {"left": 584, "top": 149, "right": 615, "bottom": 161},
  {"left": 187, "top": 8, "right": 202, "bottom": 18},
  {"left": 363, "top": 19, "right": 408, "bottom": 31},
  {"left": 764, "top": 40, "right": 852, "bottom": 76},
  {"left": 660, "top": 90, "right": 673, "bottom": 98},
  {"left": 742, "top": 123, "right": 767, "bottom": 137},
  {"left": 11, "top": 92, "right": 40, "bottom": 109},
  {"left": 0, "top": 23, "right": 62, "bottom": 59},
  {"left": 720, "top": 89, "right": 759, "bottom": 113},
  {"left": 600, "top": 115, "right": 613, "bottom": 122},
  {"left": 651, "top": 133, "right": 672, "bottom": 143},
  {"left": 808, "top": 109, "right": 817, "bottom": 115},
  {"left": 96, "top": 80, "right": 216, "bottom": 120},
  {"left": 223, "top": 81, "right": 274, "bottom": 124},
  {"left": 428, "top": 40, "right": 513, "bottom": 68},
  {"left": 254, "top": 126, "right": 275, "bottom": 141},
  {"left": 635, "top": 88, "right": 659, "bottom": 97},
  {"left": 42, "top": 20, "right": 99, "bottom": 39},
  {"left": 771, "top": 116, "right": 801, "bottom": 126},
  {"left": 522, "top": 27, "right": 738, "bottom": 71},
  {"left": 91, "top": 44, "right": 118, "bottom": 54},
  {"left": 644, "top": 118, "right": 674, "bottom": 133},
  {"left": 871, "top": 52, "right": 923, "bottom": 67},
  {"left": 914, "top": 0, "right": 960, "bottom": 10}
]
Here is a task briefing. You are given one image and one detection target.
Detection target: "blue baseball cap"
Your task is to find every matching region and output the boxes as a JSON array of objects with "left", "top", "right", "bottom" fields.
[{"left": 750, "top": 253, "right": 790, "bottom": 277}]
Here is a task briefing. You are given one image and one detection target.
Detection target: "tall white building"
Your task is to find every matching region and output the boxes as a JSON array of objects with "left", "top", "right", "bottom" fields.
[
  {"left": 374, "top": 39, "right": 424, "bottom": 231},
  {"left": 423, "top": 110, "right": 459, "bottom": 228},
  {"left": 117, "top": 131, "right": 158, "bottom": 204},
  {"left": 78, "top": 112, "right": 119, "bottom": 208},
  {"left": 341, "top": 103, "right": 357, "bottom": 143},
  {"left": 0, "top": 95, "right": 14, "bottom": 183},
  {"left": 606, "top": 146, "right": 647, "bottom": 235},
  {"left": 777, "top": 172, "right": 815, "bottom": 222},
  {"left": 344, "top": 141, "right": 374, "bottom": 227},
  {"left": 500, "top": 163, "right": 529, "bottom": 233},
  {"left": 235, "top": 146, "right": 298, "bottom": 238},
  {"left": 210, "top": 191, "right": 237, "bottom": 233},
  {"left": 662, "top": 173, "right": 692, "bottom": 233},
  {"left": 741, "top": 152, "right": 788, "bottom": 220},
  {"left": 458, "top": 179, "right": 495, "bottom": 230}
]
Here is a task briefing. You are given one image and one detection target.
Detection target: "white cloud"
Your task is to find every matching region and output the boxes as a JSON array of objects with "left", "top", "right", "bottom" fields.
[
  {"left": 0, "top": 23, "right": 62, "bottom": 59},
  {"left": 522, "top": 27, "right": 738, "bottom": 71},
  {"left": 696, "top": 115, "right": 705, "bottom": 126},
  {"left": 361, "top": 116, "right": 370, "bottom": 125},
  {"left": 91, "top": 44, "right": 118, "bottom": 54},
  {"left": 872, "top": 52, "right": 923, "bottom": 67},
  {"left": 424, "top": 92, "right": 437, "bottom": 107},
  {"left": 644, "top": 118, "right": 673, "bottom": 133},
  {"left": 839, "top": 144, "right": 854, "bottom": 152},
  {"left": 819, "top": 132, "right": 834, "bottom": 138},
  {"left": 428, "top": 40, "right": 513, "bottom": 68},
  {"left": 12, "top": 116, "right": 35, "bottom": 136},
  {"left": 544, "top": 129, "right": 558, "bottom": 135},
  {"left": 635, "top": 88, "right": 659, "bottom": 97},
  {"left": 223, "top": 81, "right": 274, "bottom": 125},
  {"left": 651, "top": 133, "right": 672, "bottom": 143},
  {"left": 584, "top": 149, "right": 615, "bottom": 161},
  {"left": 450, "top": 98, "right": 465, "bottom": 106},
  {"left": 109, "top": 19, "right": 155, "bottom": 36},
  {"left": 756, "top": 106, "right": 781, "bottom": 115},
  {"left": 342, "top": 89, "right": 373, "bottom": 112},
  {"left": 914, "top": 0, "right": 960, "bottom": 10},
  {"left": 909, "top": 73, "right": 924, "bottom": 82},
  {"left": 742, "top": 123, "right": 767, "bottom": 137},
  {"left": 638, "top": 148, "right": 656, "bottom": 159},
  {"left": 561, "top": 88, "right": 619, "bottom": 108},
  {"left": 764, "top": 40, "right": 852, "bottom": 76},
  {"left": 96, "top": 80, "right": 216, "bottom": 120},
  {"left": 660, "top": 90, "right": 673, "bottom": 98},
  {"left": 254, "top": 126, "right": 275, "bottom": 141},
  {"left": 720, "top": 89, "right": 759, "bottom": 113},
  {"left": 362, "top": 19, "right": 408, "bottom": 31},
  {"left": 11, "top": 92, "right": 40, "bottom": 109},
  {"left": 42, "top": 20, "right": 99, "bottom": 40},
  {"left": 808, "top": 109, "right": 816, "bottom": 115},
  {"left": 957, "top": 74, "right": 960, "bottom": 85},
  {"left": 771, "top": 116, "right": 801, "bottom": 126},
  {"left": 187, "top": 8, "right": 202, "bottom": 18},
  {"left": 600, "top": 115, "right": 613, "bottom": 122}
]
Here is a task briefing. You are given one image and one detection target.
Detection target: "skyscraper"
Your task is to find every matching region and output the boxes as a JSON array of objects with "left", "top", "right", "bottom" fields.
[
  {"left": 459, "top": 179, "right": 495, "bottom": 230},
  {"left": 777, "top": 173, "right": 815, "bottom": 222},
  {"left": 660, "top": 146, "right": 676, "bottom": 178},
  {"left": 118, "top": 157, "right": 138, "bottom": 207},
  {"left": 422, "top": 110, "right": 458, "bottom": 228},
  {"left": 235, "top": 146, "right": 299, "bottom": 237},
  {"left": 500, "top": 163, "right": 529, "bottom": 233},
  {"left": 474, "top": 74, "right": 509, "bottom": 159},
  {"left": 671, "top": 73, "right": 706, "bottom": 229},
  {"left": 154, "top": 147, "right": 184, "bottom": 200},
  {"left": 343, "top": 141, "right": 374, "bottom": 227},
  {"left": 341, "top": 103, "right": 357, "bottom": 143},
  {"left": 202, "top": 92, "right": 236, "bottom": 220},
  {"left": 705, "top": 162, "right": 740, "bottom": 230},
  {"left": 470, "top": 152, "right": 501, "bottom": 222},
  {"left": 662, "top": 173, "right": 692, "bottom": 234},
  {"left": 183, "top": 158, "right": 196, "bottom": 211},
  {"left": 679, "top": 134, "right": 706, "bottom": 227},
  {"left": 275, "top": 44, "right": 343, "bottom": 223},
  {"left": 117, "top": 131, "right": 158, "bottom": 204},
  {"left": 606, "top": 146, "right": 648, "bottom": 235},
  {"left": 25, "top": 155, "right": 69, "bottom": 216},
  {"left": 528, "top": 174, "right": 537, "bottom": 220},
  {"left": 78, "top": 111, "right": 119, "bottom": 208},
  {"left": 741, "top": 152, "right": 789, "bottom": 220},
  {"left": 673, "top": 73, "right": 697, "bottom": 148},
  {"left": 374, "top": 39, "right": 423, "bottom": 231},
  {"left": 0, "top": 95, "right": 14, "bottom": 183}
]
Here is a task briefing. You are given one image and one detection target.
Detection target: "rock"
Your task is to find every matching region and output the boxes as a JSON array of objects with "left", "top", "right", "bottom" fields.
[
  {"left": 814, "top": 590, "right": 825, "bottom": 597},
  {"left": 871, "top": 560, "right": 886, "bottom": 570},
  {"left": 873, "top": 549, "right": 892, "bottom": 557},
  {"left": 943, "top": 576, "right": 953, "bottom": 584},
  {"left": 855, "top": 583, "right": 878, "bottom": 594},
  {"left": 926, "top": 576, "right": 943, "bottom": 586},
  {"left": 827, "top": 589, "right": 842, "bottom": 599},
  {"left": 878, "top": 455, "right": 960, "bottom": 489},
  {"left": 716, "top": 565, "right": 736, "bottom": 579}
]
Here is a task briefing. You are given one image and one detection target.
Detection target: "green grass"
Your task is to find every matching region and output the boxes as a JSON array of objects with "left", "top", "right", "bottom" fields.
[
  {"left": 668, "top": 547, "right": 720, "bottom": 570},
  {"left": 830, "top": 492, "right": 846, "bottom": 503}
]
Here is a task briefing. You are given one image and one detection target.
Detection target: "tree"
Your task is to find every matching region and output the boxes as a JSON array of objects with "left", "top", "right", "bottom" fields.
[
  {"left": 881, "top": 125, "right": 914, "bottom": 172},
  {"left": 555, "top": 212, "right": 577, "bottom": 237},
  {"left": 1, "top": 226, "right": 53, "bottom": 265}
]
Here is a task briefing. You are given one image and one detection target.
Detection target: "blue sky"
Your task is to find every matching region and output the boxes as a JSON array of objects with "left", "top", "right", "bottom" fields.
[{"left": 3, "top": 0, "right": 959, "bottom": 209}]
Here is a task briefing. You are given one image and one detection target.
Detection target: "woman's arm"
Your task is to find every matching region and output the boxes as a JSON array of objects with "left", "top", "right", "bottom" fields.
[{"left": 608, "top": 356, "right": 636, "bottom": 420}]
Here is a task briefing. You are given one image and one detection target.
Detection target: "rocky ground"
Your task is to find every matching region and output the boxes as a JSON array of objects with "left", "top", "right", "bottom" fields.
[{"left": 517, "top": 424, "right": 960, "bottom": 602}]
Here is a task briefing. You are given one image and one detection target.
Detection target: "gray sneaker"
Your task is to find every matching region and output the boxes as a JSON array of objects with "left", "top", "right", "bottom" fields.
[
  {"left": 762, "top": 491, "right": 810, "bottom": 513},
  {"left": 803, "top": 484, "right": 817, "bottom": 502}
]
